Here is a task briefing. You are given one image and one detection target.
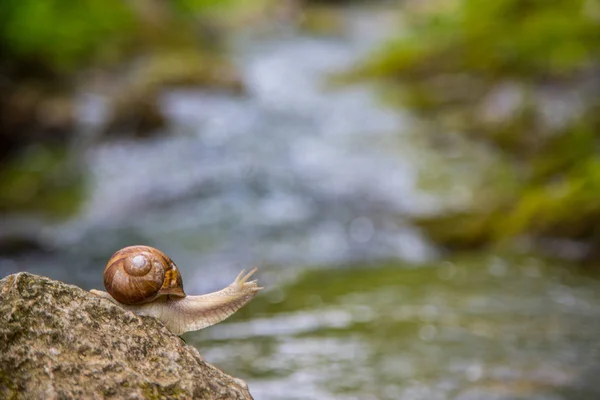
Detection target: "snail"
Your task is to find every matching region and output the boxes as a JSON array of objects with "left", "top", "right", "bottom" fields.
[{"left": 90, "top": 245, "right": 262, "bottom": 335}]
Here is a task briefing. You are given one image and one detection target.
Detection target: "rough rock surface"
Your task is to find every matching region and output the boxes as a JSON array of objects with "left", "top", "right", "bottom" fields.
[{"left": 0, "top": 273, "right": 254, "bottom": 400}]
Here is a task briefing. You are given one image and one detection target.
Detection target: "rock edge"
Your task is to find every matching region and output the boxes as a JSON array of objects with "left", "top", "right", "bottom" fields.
[{"left": 0, "top": 272, "right": 253, "bottom": 400}]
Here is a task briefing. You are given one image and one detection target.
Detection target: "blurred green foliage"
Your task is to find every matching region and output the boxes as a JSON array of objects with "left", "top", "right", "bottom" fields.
[
  {"left": 344, "top": 0, "right": 600, "bottom": 258},
  {"left": 0, "top": 0, "right": 134, "bottom": 70},
  {"left": 0, "top": 0, "right": 254, "bottom": 71},
  {"left": 0, "top": 0, "right": 255, "bottom": 217},
  {"left": 361, "top": 0, "right": 599, "bottom": 79}
]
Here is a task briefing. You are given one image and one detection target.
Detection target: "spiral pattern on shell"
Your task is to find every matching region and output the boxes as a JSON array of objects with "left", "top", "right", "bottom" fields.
[{"left": 103, "top": 245, "right": 185, "bottom": 305}]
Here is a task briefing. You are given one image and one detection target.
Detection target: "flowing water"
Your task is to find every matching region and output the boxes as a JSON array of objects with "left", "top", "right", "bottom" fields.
[
  {"left": 1, "top": 7, "right": 600, "bottom": 400},
  {"left": 192, "top": 254, "right": 600, "bottom": 400}
]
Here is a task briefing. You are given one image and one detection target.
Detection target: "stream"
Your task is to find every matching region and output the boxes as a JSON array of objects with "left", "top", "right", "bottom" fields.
[{"left": 1, "top": 7, "right": 600, "bottom": 400}]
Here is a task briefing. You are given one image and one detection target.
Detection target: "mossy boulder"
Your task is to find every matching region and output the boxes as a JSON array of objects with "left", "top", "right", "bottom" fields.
[{"left": 0, "top": 273, "right": 253, "bottom": 399}]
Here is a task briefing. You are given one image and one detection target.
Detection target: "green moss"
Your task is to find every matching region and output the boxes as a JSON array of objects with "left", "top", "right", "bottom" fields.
[
  {"left": 140, "top": 383, "right": 160, "bottom": 400},
  {"left": 0, "top": 370, "right": 19, "bottom": 400},
  {"left": 140, "top": 382, "right": 189, "bottom": 400}
]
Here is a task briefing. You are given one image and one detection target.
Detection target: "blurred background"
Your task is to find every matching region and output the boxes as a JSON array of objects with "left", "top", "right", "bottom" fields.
[{"left": 1, "top": 0, "right": 600, "bottom": 399}]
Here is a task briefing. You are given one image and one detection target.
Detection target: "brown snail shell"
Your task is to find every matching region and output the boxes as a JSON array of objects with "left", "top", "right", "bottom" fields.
[
  {"left": 103, "top": 245, "right": 186, "bottom": 305},
  {"left": 92, "top": 245, "right": 262, "bottom": 334}
]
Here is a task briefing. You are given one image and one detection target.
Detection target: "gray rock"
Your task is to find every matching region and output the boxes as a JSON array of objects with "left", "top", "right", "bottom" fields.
[{"left": 0, "top": 273, "right": 254, "bottom": 399}]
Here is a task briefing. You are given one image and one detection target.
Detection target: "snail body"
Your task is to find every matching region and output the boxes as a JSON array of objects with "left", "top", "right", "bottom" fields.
[{"left": 91, "top": 245, "right": 262, "bottom": 335}]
